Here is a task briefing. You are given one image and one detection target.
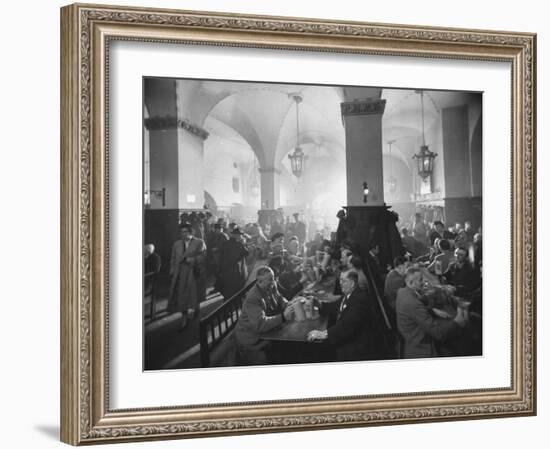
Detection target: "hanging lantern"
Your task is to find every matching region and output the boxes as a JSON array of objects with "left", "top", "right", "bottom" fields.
[
  {"left": 288, "top": 94, "right": 305, "bottom": 178},
  {"left": 288, "top": 145, "right": 305, "bottom": 177},
  {"left": 413, "top": 144, "right": 438, "bottom": 180},
  {"left": 387, "top": 139, "right": 397, "bottom": 193},
  {"left": 413, "top": 90, "right": 438, "bottom": 180}
]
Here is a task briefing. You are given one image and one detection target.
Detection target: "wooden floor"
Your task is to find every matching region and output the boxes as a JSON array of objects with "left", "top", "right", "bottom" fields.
[
  {"left": 144, "top": 257, "right": 264, "bottom": 371},
  {"left": 143, "top": 287, "right": 225, "bottom": 370}
]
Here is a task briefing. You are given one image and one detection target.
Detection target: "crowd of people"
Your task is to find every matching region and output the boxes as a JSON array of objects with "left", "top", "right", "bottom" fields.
[{"left": 144, "top": 208, "right": 483, "bottom": 363}]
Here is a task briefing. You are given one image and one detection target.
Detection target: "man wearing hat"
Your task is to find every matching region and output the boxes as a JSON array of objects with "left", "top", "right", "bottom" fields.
[
  {"left": 291, "top": 212, "right": 307, "bottom": 244},
  {"left": 168, "top": 222, "right": 207, "bottom": 330},
  {"left": 218, "top": 226, "right": 250, "bottom": 299}
]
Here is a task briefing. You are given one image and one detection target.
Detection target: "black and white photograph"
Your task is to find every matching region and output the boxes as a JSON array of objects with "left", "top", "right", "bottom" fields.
[{"left": 143, "top": 78, "right": 483, "bottom": 370}]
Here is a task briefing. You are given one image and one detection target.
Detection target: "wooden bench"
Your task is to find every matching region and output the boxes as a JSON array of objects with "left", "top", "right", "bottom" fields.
[{"left": 199, "top": 281, "right": 256, "bottom": 367}]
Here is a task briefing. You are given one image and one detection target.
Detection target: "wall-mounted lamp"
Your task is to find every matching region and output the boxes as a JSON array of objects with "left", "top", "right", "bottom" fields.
[
  {"left": 144, "top": 188, "right": 166, "bottom": 206},
  {"left": 362, "top": 182, "right": 369, "bottom": 204}
]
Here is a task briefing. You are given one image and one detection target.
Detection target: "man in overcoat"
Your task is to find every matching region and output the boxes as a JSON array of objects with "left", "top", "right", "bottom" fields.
[
  {"left": 168, "top": 222, "right": 206, "bottom": 329},
  {"left": 218, "top": 227, "right": 249, "bottom": 299},
  {"left": 396, "top": 266, "right": 466, "bottom": 358},
  {"left": 235, "top": 266, "right": 294, "bottom": 365}
]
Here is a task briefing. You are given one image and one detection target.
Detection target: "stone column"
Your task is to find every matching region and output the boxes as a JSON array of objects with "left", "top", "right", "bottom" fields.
[
  {"left": 257, "top": 166, "right": 281, "bottom": 230},
  {"left": 176, "top": 120, "right": 209, "bottom": 210},
  {"left": 341, "top": 99, "right": 386, "bottom": 206},
  {"left": 441, "top": 104, "right": 482, "bottom": 230},
  {"left": 144, "top": 77, "right": 182, "bottom": 280},
  {"left": 258, "top": 166, "right": 280, "bottom": 211},
  {"left": 339, "top": 98, "right": 403, "bottom": 276}
]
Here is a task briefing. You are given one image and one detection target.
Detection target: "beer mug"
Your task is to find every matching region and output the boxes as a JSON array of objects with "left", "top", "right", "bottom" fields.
[
  {"left": 293, "top": 298, "right": 306, "bottom": 322},
  {"left": 435, "top": 260, "right": 443, "bottom": 275},
  {"left": 304, "top": 297, "right": 313, "bottom": 320}
]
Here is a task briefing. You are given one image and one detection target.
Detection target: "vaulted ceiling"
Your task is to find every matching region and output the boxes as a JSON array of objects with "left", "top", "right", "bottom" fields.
[{"left": 146, "top": 78, "right": 481, "bottom": 171}]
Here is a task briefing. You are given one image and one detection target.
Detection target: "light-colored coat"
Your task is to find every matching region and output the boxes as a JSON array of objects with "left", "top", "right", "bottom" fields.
[
  {"left": 235, "top": 284, "right": 287, "bottom": 347},
  {"left": 396, "top": 286, "right": 459, "bottom": 358},
  {"left": 168, "top": 237, "right": 206, "bottom": 313}
]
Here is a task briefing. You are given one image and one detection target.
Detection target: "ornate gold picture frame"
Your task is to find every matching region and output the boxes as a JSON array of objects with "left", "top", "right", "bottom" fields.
[{"left": 60, "top": 3, "right": 536, "bottom": 445}]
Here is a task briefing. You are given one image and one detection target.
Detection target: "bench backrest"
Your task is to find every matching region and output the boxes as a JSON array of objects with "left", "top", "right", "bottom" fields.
[{"left": 199, "top": 281, "right": 256, "bottom": 367}]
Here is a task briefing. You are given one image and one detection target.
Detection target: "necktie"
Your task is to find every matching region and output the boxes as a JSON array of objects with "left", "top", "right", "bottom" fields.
[{"left": 338, "top": 294, "right": 349, "bottom": 318}]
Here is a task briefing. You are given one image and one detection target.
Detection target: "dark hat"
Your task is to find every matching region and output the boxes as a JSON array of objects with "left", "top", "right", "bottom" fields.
[
  {"left": 230, "top": 227, "right": 244, "bottom": 236},
  {"left": 179, "top": 221, "right": 193, "bottom": 232}
]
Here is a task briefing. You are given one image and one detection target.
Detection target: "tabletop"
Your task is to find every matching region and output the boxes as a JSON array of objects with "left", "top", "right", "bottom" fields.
[{"left": 261, "top": 314, "right": 328, "bottom": 342}]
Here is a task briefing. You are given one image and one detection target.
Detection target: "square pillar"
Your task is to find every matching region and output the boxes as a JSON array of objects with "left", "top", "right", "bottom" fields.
[{"left": 341, "top": 99, "right": 386, "bottom": 206}]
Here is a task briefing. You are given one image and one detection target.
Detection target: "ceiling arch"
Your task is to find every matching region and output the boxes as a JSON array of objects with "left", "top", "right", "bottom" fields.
[
  {"left": 201, "top": 83, "right": 347, "bottom": 168},
  {"left": 168, "top": 80, "right": 482, "bottom": 180}
]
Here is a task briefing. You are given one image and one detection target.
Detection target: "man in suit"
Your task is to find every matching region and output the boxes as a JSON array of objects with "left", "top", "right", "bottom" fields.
[
  {"left": 396, "top": 266, "right": 467, "bottom": 358},
  {"left": 168, "top": 222, "right": 207, "bottom": 330},
  {"left": 219, "top": 227, "right": 249, "bottom": 299},
  {"left": 307, "top": 270, "right": 377, "bottom": 361},
  {"left": 443, "top": 247, "right": 481, "bottom": 296},
  {"left": 428, "top": 220, "right": 456, "bottom": 245},
  {"left": 235, "top": 266, "right": 294, "bottom": 365}
]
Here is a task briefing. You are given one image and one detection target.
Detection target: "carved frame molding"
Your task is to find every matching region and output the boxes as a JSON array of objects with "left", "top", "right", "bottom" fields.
[{"left": 61, "top": 3, "right": 536, "bottom": 445}]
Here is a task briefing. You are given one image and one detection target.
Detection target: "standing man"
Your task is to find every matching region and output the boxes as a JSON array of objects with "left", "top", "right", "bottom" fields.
[
  {"left": 235, "top": 266, "right": 294, "bottom": 365},
  {"left": 307, "top": 270, "right": 377, "bottom": 361},
  {"left": 168, "top": 222, "right": 207, "bottom": 330},
  {"left": 291, "top": 212, "right": 307, "bottom": 244},
  {"left": 206, "top": 222, "right": 229, "bottom": 291},
  {"left": 412, "top": 213, "right": 428, "bottom": 247},
  {"left": 400, "top": 227, "right": 420, "bottom": 257},
  {"left": 396, "top": 267, "right": 466, "bottom": 358},
  {"left": 219, "top": 227, "right": 249, "bottom": 300}
]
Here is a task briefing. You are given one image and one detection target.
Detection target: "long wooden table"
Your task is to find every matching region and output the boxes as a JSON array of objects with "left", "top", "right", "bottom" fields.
[
  {"left": 260, "top": 277, "right": 338, "bottom": 364},
  {"left": 262, "top": 315, "right": 328, "bottom": 342}
]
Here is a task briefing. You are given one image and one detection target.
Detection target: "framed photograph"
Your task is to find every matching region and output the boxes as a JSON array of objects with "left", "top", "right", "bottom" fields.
[{"left": 60, "top": 3, "right": 536, "bottom": 445}]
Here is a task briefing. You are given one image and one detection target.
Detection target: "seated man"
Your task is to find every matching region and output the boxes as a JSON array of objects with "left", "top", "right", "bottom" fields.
[
  {"left": 269, "top": 232, "right": 285, "bottom": 256},
  {"left": 429, "top": 220, "right": 456, "bottom": 245},
  {"left": 396, "top": 267, "right": 467, "bottom": 359},
  {"left": 443, "top": 247, "right": 481, "bottom": 296},
  {"left": 307, "top": 270, "right": 377, "bottom": 362},
  {"left": 269, "top": 255, "right": 305, "bottom": 300},
  {"left": 426, "top": 239, "right": 453, "bottom": 275},
  {"left": 235, "top": 266, "right": 294, "bottom": 365},
  {"left": 384, "top": 256, "right": 409, "bottom": 311},
  {"left": 144, "top": 243, "right": 161, "bottom": 294}
]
